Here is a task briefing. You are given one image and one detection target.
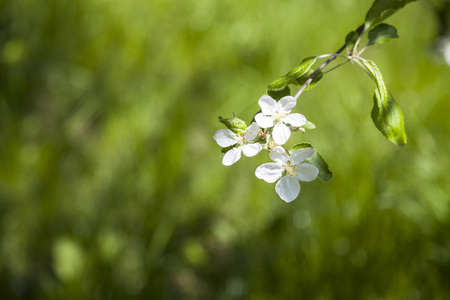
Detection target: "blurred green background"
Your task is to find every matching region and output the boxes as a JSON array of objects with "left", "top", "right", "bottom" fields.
[{"left": 1, "top": 0, "right": 450, "bottom": 299}]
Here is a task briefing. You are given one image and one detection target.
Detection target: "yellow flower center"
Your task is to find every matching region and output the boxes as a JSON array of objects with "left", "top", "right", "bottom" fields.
[
  {"left": 284, "top": 161, "right": 298, "bottom": 178},
  {"left": 274, "top": 111, "right": 287, "bottom": 123},
  {"left": 236, "top": 134, "right": 245, "bottom": 146}
]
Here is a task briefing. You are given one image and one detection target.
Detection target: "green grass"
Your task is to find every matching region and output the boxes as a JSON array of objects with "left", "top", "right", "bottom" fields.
[{"left": 1, "top": 0, "right": 450, "bottom": 299}]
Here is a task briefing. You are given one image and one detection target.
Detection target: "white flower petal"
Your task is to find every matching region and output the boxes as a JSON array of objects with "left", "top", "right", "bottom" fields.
[
  {"left": 275, "top": 175, "right": 300, "bottom": 202},
  {"left": 255, "top": 163, "right": 283, "bottom": 183},
  {"left": 242, "top": 143, "right": 262, "bottom": 157},
  {"left": 258, "top": 95, "right": 278, "bottom": 116},
  {"left": 214, "top": 129, "right": 237, "bottom": 147},
  {"left": 290, "top": 148, "right": 314, "bottom": 165},
  {"left": 269, "top": 146, "right": 289, "bottom": 165},
  {"left": 255, "top": 113, "right": 274, "bottom": 128},
  {"left": 222, "top": 147, "right": 242, "bottom": 166},
  {"left": 279, "top": 96, "right": 296, "bottom": 113},
  {"left": 296, "top": 163, "right": 319, "bottom": 182},
  {"left": 244, "top": 122, "right": 259, "bottom": 141},
  {"left": 283, "top": 113, "right": 307, "bottom": 127},
  {"left": 272, "top": 123, "right": 291, "bottom": 145},
  {"left": 275, "top": 101, "right": 282, "bottom": 113}
]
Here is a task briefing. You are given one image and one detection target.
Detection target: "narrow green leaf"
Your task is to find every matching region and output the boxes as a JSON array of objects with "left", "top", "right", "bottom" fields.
[
  {"left": 268, "top": 85, "right": 291, "bottom": 100},
  {"left": 361, "top": 60, "right": 388, "bottom": 103},
  {"left": 295, "top": 68, "right": 323, "bottom": 91},
  {"left": 368, "top": 23, "right": 399, "bottom": 45},
  {"left": 361, "top": 60, "right": 407, "bottom": 146},
  {"left": 289, "top": 143, "right": 332, "bottom": 182},
  {"left": 268, "top": 56, "right": 317, "bottom": 91},
  {"left": 372, "top": 90, "right": 407, "bottom": 146},
  {"left": 365, "top": 0, "right": 417, "bottom": 30},
  {"left": 218, "top": 116, "right": 247, "bottom": 134}
]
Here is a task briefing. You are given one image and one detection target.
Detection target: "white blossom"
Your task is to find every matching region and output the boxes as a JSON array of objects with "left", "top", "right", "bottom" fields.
[
  {"left": 214, "top": 122, "right": 262, "bottom": 166},
  {"left": 254, "top": 95, "right": 307, "bottom": 145},
  {"left": 255, "top": 146, "right": 319, "bottom": 202}
]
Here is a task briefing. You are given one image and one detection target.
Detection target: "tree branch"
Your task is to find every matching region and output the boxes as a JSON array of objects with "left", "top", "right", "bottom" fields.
[{"left": 295, "top": 24, "right": 365, "bottom": 100}]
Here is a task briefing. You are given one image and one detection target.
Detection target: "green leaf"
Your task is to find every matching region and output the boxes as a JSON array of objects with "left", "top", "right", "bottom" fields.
[
  {"left": 365, "top": 0, "right": 417, "bottom": 30},
  {"left": 268, "top": 85, "right": 291, "bottom": 100},
  {"left": 361, "top": 60, "right": 388, "bottom": 101},
  {"left": 361, "top": 60, "right": 407, "bottom": 146},
  {"left": 295, "top": 68, "right": 323, "bottom": 91},
  {"left": 218, "top": 116, "right": 247, "bottom": 134},
  {"left": 371, "top": 90, "right": 407, "bottom": 146},
  {"left": 367, "top": 23, "right": 399, "bottom": 45},
  {"left": 303, "top": 120, "right": 316, "bottom": 130},
  {"left": 268, "top": 56, "right": 317, "bottom": 91},
  {"left": 221, "top": 145, "right": 234, "bottom": 153},
  {"left": 289, "top": 143, "right": 332, "bottom": 182},
  {"left": 345, "top": 31, "right": 359, "bottom": 49}
]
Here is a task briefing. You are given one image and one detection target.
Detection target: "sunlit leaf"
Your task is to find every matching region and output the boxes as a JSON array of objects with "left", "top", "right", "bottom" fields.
[
  {"left": 303, "top": 120, "right": 316, "bottom": 130},
  {"left": 268, "top": 56, "right": 317, "bottom": 91},
  {"left": 368, "top": 23, "right": 399, "bottom": 45},
  {"left": 365, "top": 0, "right": 417, "bottom": 30},
  {"left": 295, "top": 68, "right": 323, "bottom": 91},
  {"left": 219, "top": 116, "right": 247, "bottom": 134},
  {"left": 362, "top": 60, "right": 388, "bottom": 103},
  {"left": 289, "top": 143, "right": 332, "bottom": 182},
  {"left": 362, "top": 60, "right": 407, "bottom": 146},
  {"left": 371, "top": 90, "right": 407, "bottom": 146}
]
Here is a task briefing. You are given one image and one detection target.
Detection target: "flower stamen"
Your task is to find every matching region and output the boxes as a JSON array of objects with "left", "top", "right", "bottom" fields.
[
  {"left": 274, "top": 111, "right": 287, "bottom": 123},
  {"left": 284, "top": 162, "right": 298, "bottom": 178}
]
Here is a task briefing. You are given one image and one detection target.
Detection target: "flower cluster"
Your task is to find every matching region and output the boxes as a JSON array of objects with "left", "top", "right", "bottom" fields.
[{"left": 214, "top": 95, "right": 320, "bottom": 202}]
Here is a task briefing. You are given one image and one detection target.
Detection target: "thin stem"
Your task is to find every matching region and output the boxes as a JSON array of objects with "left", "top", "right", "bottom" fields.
[
  {"left": 323, "top": 59, "right": 351, "bottom": 74},
  {"left": 352, "top": 36, "right": 362, "bottom": 56},
  {"left": 352, "top": 25, "right": 367, "bottom": 56},
  {"left": 318, "top": 53, "right": 354, "bottom": 60},
  {"left": 353, "top": 58, "right": 374, "bottom": 81},
  {"left": 295, "top": 23, "right": 365, "bottom": 100},
  {"left": 315, "top": 53, "right": 351, "bottom": 60},
  {"left": 357, "top": 46, "right": 368, "bottom": 57},
  {"left": 294, "top": 44, "right": 346, "bottom": 100}
]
